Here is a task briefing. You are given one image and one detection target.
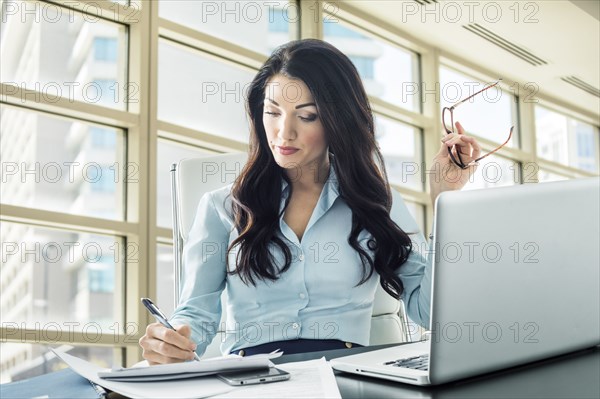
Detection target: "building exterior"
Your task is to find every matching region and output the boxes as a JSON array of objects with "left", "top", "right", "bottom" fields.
[{"left": 1, "top": 6, "right": 120, "bottom": 382}]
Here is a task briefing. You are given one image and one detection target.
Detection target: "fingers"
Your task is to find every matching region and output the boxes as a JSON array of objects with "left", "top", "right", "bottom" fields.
[
  {"left": 442, "top": 133, "right": 472, "bottom": 150},
  {"left": 435, "top": 138, "right": 449, "bottom": 158},
  {"left": 441, "top": 121, "right": 467, "bottom": 142},
  {"left": 438, "top": 121, "right": 483, "bottom": 169},
  {"left": 460, "top": 135, "right": 482, "bottom": 160},
  {"left": 142, "top": 347, "right": 193, "bottom": 365},
  {"left": 153, "top": 324, "right": 196, "bottom": 352},
  {"left": 441, "top": 133, "right": 481, "bottom": 166},
  {"left": 139, "top": 323, "right": 197, "bottom": 364},
  {"left": 176, "top": 324, "right": 192, "bottom": 339}
]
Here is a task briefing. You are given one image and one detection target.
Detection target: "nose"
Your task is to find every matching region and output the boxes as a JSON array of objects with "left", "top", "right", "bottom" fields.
[{"left": 276, "top": 114, "right": 296, "bottom": 142}]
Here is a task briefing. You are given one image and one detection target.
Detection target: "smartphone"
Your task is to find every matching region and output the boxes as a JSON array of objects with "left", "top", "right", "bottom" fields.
[{"left": 216, "top": 367, "right": 290, "bottom": 385}]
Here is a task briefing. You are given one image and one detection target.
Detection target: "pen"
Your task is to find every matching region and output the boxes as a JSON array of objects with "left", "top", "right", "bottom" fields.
[{"left": 141, "top": 297, "right": 201, "bottom": 361}]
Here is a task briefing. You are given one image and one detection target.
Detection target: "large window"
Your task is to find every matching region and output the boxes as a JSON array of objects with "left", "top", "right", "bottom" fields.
[
  {"left": 323, "top": 18, "right": 420, "bottom": 113},
  {"left": 2, "top": 0, "right": 598, "bottom": 384},
  {"left": 439, "top": 66, "right": 599, "bottom": 186},
  {"left": 535, "top": 105, "right": 599, "bottom": 173},
  {"left": 0, "top": 1, "right": 128, "bottom": 110},
  {"left": 1, "top": 0, "right": 135, "bottom": 382},
  {"left": 159, "top": 0, "right": 295, "bottom": 55},
  {"left": 158, "top": 40, "right": 255, "bottom": 142},
  {"left": 0, "top": 106, "right": 126, "bottom": 219},
  {"left": 375, "top": 114, "right": 424, "bottom": 192},
  {"left": 1, "top": 222, "right": 122, "bottom": 329}
]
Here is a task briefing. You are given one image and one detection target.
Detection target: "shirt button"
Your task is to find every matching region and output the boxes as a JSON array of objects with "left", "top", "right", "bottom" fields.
[
  {"left": 292, "top": 322, "right": 299, "bottom": 329},
  {"left": 298, "top": 253, "right": 305, "bottom": 261},
  {"left": 299, "top": 293, "right": 305, "bottom": 299}
]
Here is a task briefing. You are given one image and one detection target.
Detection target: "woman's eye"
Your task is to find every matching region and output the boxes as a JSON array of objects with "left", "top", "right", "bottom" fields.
[
  {"left": 299, "top": 114, "right": 318, "bottom": 122},
  {"left": 264, "top": 111, "right": 279, "bottom": 117}
]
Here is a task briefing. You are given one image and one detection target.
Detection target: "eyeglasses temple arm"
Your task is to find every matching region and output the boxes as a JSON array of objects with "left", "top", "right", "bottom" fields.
[
  {"left": 473, "top": 125, "right": 515, "bottom": 163},
  {"left": 451, "top": 79, "right": 502, "bottom": 110}
]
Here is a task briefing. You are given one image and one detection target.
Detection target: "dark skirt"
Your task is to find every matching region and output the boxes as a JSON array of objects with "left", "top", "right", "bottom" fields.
[{"left": 230, "top": 339, "right": 362, "bottom": 356}]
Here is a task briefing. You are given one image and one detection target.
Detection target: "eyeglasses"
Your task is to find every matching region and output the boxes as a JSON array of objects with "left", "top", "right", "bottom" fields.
[{"left": 442, "top": 79, "right": 515, "bottom": 169}]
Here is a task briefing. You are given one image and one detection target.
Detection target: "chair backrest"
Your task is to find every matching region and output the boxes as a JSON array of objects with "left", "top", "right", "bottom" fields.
[
  {"left": 171, "top": 152, "right": 248, "bottom": 306},
  {"left": 171, "top": 153, "right": 412, "bottom": 357}
]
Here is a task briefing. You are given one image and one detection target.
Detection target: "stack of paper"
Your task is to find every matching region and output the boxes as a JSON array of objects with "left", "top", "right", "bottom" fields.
[{"left": 52, "top": 350, "right": 341, "bottom": 399}]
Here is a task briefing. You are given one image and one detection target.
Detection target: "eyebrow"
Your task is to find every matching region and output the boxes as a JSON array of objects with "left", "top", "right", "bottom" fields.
[{"left": 264, "top": 98, "right": 316, "bottom": 109}]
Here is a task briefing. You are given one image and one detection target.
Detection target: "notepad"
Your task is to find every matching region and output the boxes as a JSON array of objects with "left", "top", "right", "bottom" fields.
[{"left": 97, "top": 352, "right": 281, "bottom": 382}]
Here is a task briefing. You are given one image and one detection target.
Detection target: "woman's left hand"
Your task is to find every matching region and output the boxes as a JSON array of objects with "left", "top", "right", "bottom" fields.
[{"left": 429, "top": 121, "right": 481, "bottom": 203}]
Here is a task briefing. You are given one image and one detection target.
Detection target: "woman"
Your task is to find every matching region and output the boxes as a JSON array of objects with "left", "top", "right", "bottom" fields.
[{"left": 139, "top": 39, "right": 480, "bottom": 364}]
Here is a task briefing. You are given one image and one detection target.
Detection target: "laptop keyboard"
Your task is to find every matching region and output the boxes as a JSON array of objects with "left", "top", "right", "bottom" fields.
[{"left": 384, "top": 354, "right": 429, "bottom": 371}]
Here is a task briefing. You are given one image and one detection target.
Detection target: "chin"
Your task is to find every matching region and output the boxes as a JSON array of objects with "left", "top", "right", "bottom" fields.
[
  {"left": 274, "top": 158, "right": 302, "bottom": 169},
  {"left": 271, "top": 150, "right": 296, "bottom": 165}
]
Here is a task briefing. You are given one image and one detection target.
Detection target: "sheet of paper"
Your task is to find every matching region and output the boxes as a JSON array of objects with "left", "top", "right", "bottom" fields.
[
  {"left": 209, "top": 357, "right": 341, "bottom": 399},
  {"left": 53, "top": 351, "right": 234, "bottom": 399}
]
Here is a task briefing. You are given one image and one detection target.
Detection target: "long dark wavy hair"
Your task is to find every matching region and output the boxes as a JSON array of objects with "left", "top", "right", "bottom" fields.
[{"left": 228, "top": 39, "right": 413, "bottom": 300}]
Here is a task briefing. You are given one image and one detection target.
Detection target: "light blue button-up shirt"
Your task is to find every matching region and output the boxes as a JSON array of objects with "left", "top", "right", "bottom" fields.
[{"left": 171, "top": 164, "right": 432, "bottom": 356}]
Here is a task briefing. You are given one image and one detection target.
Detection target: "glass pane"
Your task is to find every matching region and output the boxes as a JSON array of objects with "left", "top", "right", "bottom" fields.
[
  {"left": 324, "top": 20, "right": 420, "bottom": 112},
  {"left": 538, "top": 170, "right": 569, "bottom": 183},
  {"left": 159, "top": 0, "right": 295, "bottom": 55},
  {"left": 0, "top": 105, "right": 126, "bottom": 220},
  {"left": 158, "top": 40, "right": 254, "bottom": 142},
  {"left": 375, "top": 114, "right": 423, "bottom": 191},
  {"left": 463, "top": 155, "right": 518, "bottom": 190},
  {"left": 404, "top": 200, "right": 425, "bottom": 235},
  {"left": 0, "top": 222, "right": 123, "bottom": 331},
  {"left": 156, "top": 244, "right": 175, "bottom": 316},
  {"left": 0, "top": 1, "right": 128, "bottom": 110},
  {"left": 156, "top": 138, "right": 212, "bottom": 228},
  {"left": 535, "top": 105, "right": 600, "bottom": 172},
  {"left": 439, "top": 67, "right": 517, "bottom": 148},
  {"left": 0, "top": 343, "right": 114, "bottom": 383}
]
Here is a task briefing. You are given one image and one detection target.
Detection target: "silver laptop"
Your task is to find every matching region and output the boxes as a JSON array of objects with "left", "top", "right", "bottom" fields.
[{"left": 331, "top": 178, "right": 600, "bottom": 385}]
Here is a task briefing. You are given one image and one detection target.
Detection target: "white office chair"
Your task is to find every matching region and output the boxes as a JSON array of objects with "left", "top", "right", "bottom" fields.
[{"left": 170, "top": 153, "right": 414, "bottom": 358}]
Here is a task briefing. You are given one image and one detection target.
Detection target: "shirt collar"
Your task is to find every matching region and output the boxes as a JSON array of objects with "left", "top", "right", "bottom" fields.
[
  {"left": 278, "top": 160, "right": 341, "bottom": 244},
  {"left": 280, "top": 160, "right": 340, "bottom": 199}
]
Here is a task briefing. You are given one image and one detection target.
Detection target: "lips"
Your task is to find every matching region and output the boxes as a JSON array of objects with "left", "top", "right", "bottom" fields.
[{"left": 276, "top": 146, "right": 299, "bottom": 155}]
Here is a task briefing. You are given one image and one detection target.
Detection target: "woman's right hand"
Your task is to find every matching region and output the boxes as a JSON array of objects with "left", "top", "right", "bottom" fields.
[{"left": 139, "top": 323, "right": 198, "bottom": 365}]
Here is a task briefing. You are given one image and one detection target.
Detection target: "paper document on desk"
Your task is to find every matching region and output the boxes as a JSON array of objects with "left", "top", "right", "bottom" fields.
[
  {"left": 98, "top": 352, "right": 280, "bottom": 381},
  {"left": 52, "top": 349, "right": 233, "bottom": 399},
  {"left": 210, "top": 357, "right": 341, "bottom": 399}
]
